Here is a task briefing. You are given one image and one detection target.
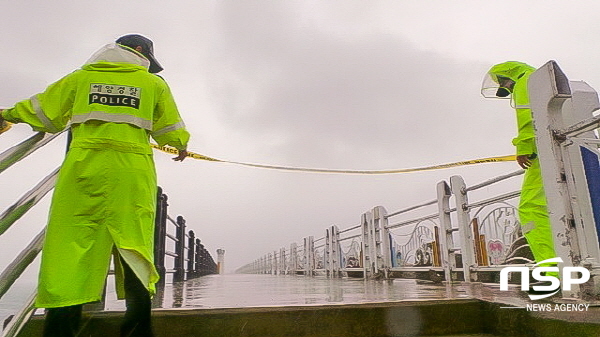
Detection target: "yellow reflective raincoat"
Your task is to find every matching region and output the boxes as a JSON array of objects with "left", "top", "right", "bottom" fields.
[
  {"left": 486, "top": 61, "right": 557, "bottom": 268},
  {"left": 2, "top": 44, "right": 189, "bottom": 308}
]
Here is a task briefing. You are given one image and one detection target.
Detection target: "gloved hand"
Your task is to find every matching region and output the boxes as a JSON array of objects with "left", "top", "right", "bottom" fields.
[
  {"left": 173, "top": 149, "right": 188, "bottom": 162},
  {"left": 0, "top": 110, "right": 12, "bottom": 135}
]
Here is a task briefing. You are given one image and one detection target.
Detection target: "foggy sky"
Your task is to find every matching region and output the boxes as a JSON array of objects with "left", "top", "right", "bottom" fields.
[{"left": 2, "top": 1, "right": 600, "bottom": 279}]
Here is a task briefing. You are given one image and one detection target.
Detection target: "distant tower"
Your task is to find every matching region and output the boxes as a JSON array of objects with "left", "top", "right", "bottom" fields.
[{"left": 216, "top": 249, "right": 225, "bottom": 274}]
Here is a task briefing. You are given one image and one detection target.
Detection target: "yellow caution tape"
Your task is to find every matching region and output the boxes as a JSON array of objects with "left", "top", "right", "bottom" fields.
[
  {"left": 0, "top": 121, "right": 12, "bottom": 135},
  {"left": 151, "top": 144, "right": 516, "bottom": 174}
]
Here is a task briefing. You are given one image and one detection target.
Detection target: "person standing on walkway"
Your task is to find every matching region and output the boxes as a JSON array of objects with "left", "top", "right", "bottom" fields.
[
  {"left": 481, "top": 61, "right": 558, "bottom": 273},
  {"left": 0, "top": 34, "right": 189, "bottom": 337}
]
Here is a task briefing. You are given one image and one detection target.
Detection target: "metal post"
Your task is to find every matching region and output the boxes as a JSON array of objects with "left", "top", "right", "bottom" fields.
[
  {"left": 360, "top": 212, "right": 369, "bottom": 279},
  {"left": 529, "top": 61, "right": 600, "bottom": 298},
  {"left": 280, "top": 247, "right": 287, "bottom": 274},
  {"left": 187, "top": 230, "right": 196, "bottom": 280},
  {"left": 173, "top": 216, "right": 186, "bottom": 282},
  {"left": 437, "top": 180, "right": 456, "bottom": 283},
  {"left": 450, "top": 175, "right": 476, "bottom": 282},
  {"left": 153, "top": 188, "right": 168, "bottom": 290},
  {"left": 373, "top": 206, "right": 390, "bottom": 278},
  {"left": 199, "top": 243, "right": 206, "bottom": 275},
  {"left": 290, "top": 243, "right": 298, "bottom": 275},
  {"left": 304, "top": 236, "right": 315, "bottom": 276},
  {"left": 329, "top": 225, "right": 342, "bottom": 278},
  {"left": 361, "top": 211, "right": 378, "bottom": 279},
  {"left": 325, "top": 228, "right": 332, "bottom": 277},
  {"left": 195, "top": 238, "right": 201, "bottom": 276}
]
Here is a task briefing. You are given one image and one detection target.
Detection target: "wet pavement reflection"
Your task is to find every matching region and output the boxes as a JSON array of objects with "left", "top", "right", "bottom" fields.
[{"left": 105, "top": 274, "right": 534, "bottom": 311}]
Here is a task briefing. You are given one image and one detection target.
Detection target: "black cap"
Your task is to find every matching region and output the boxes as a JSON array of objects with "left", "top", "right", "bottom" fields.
[{"left": 116, "top": 34, "right": 163, "bottom": 73}]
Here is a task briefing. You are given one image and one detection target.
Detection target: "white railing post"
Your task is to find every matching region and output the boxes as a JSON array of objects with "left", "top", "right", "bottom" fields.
[
  {"left": 373, "top": 206, "right": 391, "bottom": 278},
  {"left": 360, "top": 211, "right": 370, "bottom": 278},
  {"left": 325, "top": 227, "right": 332, "bottom": 276},
  {"left": 330, "top": 225, "right": 341, "bottom": 277},
  {"left": 437, "top": 180, "right": 456, "bottom": 282},
  {"left": 529, "top": 61, "right": 600, "bottom": 298},
  {"left": 290, "top": 243, "right": 298, "bottom": 275},
  {"left": 280, "top": 247, "right": 287, "bottom": 274},
  {"left": 304, "top": 236, "right": 315, "bottom": 276},
  {"left": 361, "top": 211, "right": 378, "bottom": 278},
  {"left": 450, "top": 175, "right": 476, "bottom": 282},
  {"left": 258, "top": 256, "right": 263, "bottom": 274}
]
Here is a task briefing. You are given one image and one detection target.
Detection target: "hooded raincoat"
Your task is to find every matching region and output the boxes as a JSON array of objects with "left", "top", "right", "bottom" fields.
[
  {"left": 486, "top": 61, "right": 557, "bottom": 268},
  {"left": 2, "top": 44, "right": 189, "bottom": 308}
]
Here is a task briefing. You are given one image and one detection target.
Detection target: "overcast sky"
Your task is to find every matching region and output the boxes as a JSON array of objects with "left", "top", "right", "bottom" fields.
[{"left": 2, "top": 1, "right": 600, "bottom": 278}]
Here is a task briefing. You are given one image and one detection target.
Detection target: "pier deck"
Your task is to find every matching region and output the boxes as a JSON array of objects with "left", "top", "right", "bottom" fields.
[{"left": 15, "top": 275, "right": 600, "bottom": 337}]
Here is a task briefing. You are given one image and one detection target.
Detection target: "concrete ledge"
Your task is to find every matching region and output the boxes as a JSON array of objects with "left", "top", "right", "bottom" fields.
[
  {"left": 20, "top": 299, "right": 482, "bottom": 337},
  {"left": 481, "top": 302, "right": 600, "bottom": 337},
  {"left": 17, "top": 299, "right": 600, "bottom": 337}
]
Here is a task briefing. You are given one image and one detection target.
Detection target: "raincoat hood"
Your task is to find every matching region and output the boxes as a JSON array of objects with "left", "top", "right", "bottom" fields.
[
  {"left": 83, "top": 43, "right": 150, "bottom": 72},
  {"left": 481, "top": 61, "right": 536, "bottom": 99},
  {"left": 488, "top": 61, "right": 536, "bottom": 82}
]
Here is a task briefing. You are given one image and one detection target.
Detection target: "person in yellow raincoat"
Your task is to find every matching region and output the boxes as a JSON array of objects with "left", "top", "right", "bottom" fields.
[
  {"left": 481, "top": 61, "right": 558, "bottom": 277},
  {"left": 0, "top": 34, "right": 189, "bottom": 337}
]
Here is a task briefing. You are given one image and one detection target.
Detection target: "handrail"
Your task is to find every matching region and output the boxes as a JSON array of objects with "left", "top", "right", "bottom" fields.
[
  {"left": 338, "top": 233, "right": 361, "bottom": 242},
  {"left": 0, "top": 168, "right": 58, "bottom": 236},
  {"left": 465, "top": 169, "right": 523, "bottom": 192},
  {"left": 0, "top": 132, "right": 62, "bottom": 337},
  {"left": 386, "top": 199, "right": 437, "bottom": 218},
  {"left": 558, "top": 113, "right": 600, "bottom": 138},
  {"left": 237, "top": 168, "right": 528, "bottom": 277},
  {"left": 1, "top": 290, "right": 36, "bottom": 337},
  {"left": 0, "top": 229, "right": 45, "bottom": 299},
  {"left": 339, "top": 224, "right": 360, "bottom": 234},
  {"left": 387, "top": 213, "right": 438, "bottom": 230},
  {"left": 466, "top": 190, "right": 521, "bottom": 210},
  {"left": 0, "top": 132, "right": 64, "bottom": 174}
]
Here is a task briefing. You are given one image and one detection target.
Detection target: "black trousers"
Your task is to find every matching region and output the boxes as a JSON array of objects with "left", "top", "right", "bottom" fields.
[{"left": 43, "top": 259, "right": 154, "bottom": 337}]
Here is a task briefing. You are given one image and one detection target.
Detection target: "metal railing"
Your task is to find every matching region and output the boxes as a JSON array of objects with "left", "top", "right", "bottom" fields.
[
  {"left": 0, "top": 132, "right": 219, "bottom": 337},
  {"left": 236, "top": 169, "right": 528, "bottom": 285},
  {"left": 151, "top": 188, "right": 218, "bottom": 308},
  {"left": 0, "top": 132, "right": 58, "bottom": 337}
]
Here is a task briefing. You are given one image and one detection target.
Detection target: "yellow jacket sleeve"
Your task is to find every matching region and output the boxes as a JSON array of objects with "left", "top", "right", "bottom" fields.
[
  {"left": 511, "top": 108, "right": 537, "bottom": 156},
  {"left": 2, "top": 73, "right": 76, "bottom": 133},
  {"left": 151, "top": 78, "right": 190, "bottom": 150},
  {"left": 510, "top": 74, "right": 537, "bottom": 156}
]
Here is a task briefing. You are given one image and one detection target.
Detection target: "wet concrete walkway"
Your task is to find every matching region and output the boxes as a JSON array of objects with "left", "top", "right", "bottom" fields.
[{"left": 18, "top": 274, "right": 600, "bottom": 337}]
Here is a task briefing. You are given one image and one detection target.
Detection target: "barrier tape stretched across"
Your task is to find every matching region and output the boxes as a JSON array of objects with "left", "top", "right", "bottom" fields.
[{"left": 151, "top": 144, "right": 516, "bottom": 175}]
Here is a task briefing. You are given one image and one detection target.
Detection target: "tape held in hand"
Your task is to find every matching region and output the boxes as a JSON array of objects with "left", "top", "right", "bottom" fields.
[{"left": 150, "top": 143, "right": 516, "bottom": 175}]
